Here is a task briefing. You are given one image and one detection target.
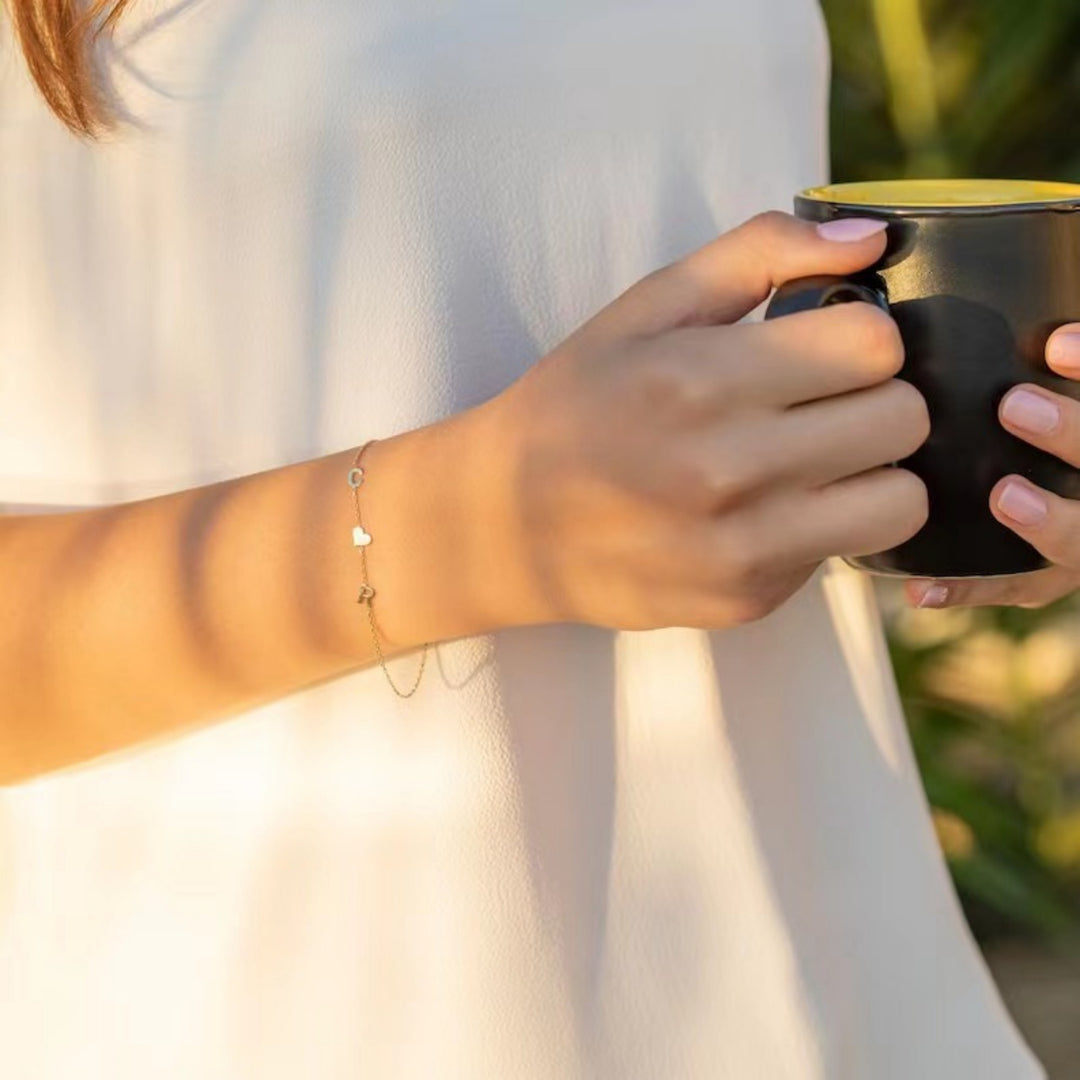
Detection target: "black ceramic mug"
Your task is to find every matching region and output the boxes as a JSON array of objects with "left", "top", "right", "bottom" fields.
[{"left": 766, "top": 178, "right": 1080, "bottom": 579}]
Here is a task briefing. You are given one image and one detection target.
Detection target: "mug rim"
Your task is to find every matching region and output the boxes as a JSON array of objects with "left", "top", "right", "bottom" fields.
[{"left": 800, "top": 178, "right": 1080, "bottom": 217}]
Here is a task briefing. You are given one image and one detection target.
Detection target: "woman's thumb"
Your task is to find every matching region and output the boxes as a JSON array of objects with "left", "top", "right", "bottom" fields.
[{"left": 612, "top": 211, "right": 888, "bottom": 336}]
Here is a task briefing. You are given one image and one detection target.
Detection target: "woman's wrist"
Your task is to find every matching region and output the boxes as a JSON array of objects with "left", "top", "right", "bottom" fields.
[{"left": 355, "top": 397, "right": 553, "bottom": 654}]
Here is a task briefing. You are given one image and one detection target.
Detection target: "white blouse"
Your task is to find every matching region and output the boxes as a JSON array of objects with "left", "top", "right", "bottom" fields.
[{"left": 0, "top": 1, "right": 1043, "bottom": 1076}]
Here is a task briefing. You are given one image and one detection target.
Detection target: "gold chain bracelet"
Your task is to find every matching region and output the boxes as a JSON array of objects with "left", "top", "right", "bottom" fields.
[{"left": 348, "top": 440, "right": 429, "bottom": 698}]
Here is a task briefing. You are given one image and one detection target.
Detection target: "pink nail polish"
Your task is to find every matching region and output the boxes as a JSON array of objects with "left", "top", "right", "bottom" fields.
[
  {"left": 997, "top": 480, "right": 1048, "bottom": 526},
  {"left": 816, "top": 218, "right": 889, "bottom": 243},
  {"left": 915, "top": 583, "right": 949, "bottom": 608},
  {"left": 1001, "top": 388, "right": 1060, "bottom": 434},
  {"left": 1047, "top": 331, "right": 1080, "bottom": 371}
]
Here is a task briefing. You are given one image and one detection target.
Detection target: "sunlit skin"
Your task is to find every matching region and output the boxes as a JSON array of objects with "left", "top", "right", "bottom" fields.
[
  {"left": 906, "top": 324, "right": 1080, "bottom": 610},
  {"left": 0, "top": 212, "right": 934, "bottom": 784}
]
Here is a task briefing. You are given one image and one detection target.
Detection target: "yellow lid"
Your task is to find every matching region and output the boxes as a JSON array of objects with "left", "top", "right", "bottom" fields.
[{"left": 800, "top": 178, "right": 1080, "bottom": 209}]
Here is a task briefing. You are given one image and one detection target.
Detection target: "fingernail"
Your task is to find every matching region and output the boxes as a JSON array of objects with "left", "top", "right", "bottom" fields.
[
  {"left": 913, "top": 582, "right": 949, "bottom": 608},
  {"left": 1001, "top": 388, "right": 1060, "bottom": 434},
  {"left": 997, "top": 480, "right": 1048, "bottom": 525},
  {"left": 1047, "top": 330, "right": 1080, "bottom": 371},
  {"left": 816, "top": 217, "right": 889, "bottom": 242}
]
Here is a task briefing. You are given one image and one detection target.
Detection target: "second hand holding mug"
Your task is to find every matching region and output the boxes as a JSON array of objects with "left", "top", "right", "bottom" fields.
[{"left": 766, "top": 178, "right": 1080, "bottom": 579}]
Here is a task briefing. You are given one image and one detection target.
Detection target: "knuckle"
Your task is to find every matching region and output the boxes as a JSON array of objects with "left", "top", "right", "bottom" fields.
[
  {"left": 634, "top": 356, "right": 710, "bottom": 419},
  {"left": 841, "top": 303, "right": 904, "bottom": 376},
  {"left": 737, "top": 211, "right": 792, "bottom": 263},
  {"left": 745, "top": 210, "right": 791, "bottom": 240},
  {"left": 888, "top": 468, "right": 931, "bottom": 537},
  {"left": 883, "top": 379, "right": 932, "bottom": 451},
  {"left": 679, "top": 433, "right": 767, "bottom": 511},
  {"left": 681, "top": 457, "right": 757, "bottom": 511},
  {"left": 855, "top": 468, "right": 930, "bottom": 553}
]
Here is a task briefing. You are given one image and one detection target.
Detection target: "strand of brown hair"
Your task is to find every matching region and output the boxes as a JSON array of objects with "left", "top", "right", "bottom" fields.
[{"left": 6, "top": 0, "right": 131, "bottom": 136}]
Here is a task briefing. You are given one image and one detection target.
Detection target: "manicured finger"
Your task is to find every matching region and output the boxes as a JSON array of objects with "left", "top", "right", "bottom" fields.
[
  {"left": 905, "top": 565, "right": 1080, "bottom": 609},
  {"left": 615, "top": 211, "right": 889, "bottom": 336},
  {"left": 998, "top": 384, "right": 1080, "bottom": 467},
  {"left": 990, "top": 474, "right": 1080, "bottom": 570},
  {"left": 1045, "top": 323, "right": 1080, "bottom": 377}
]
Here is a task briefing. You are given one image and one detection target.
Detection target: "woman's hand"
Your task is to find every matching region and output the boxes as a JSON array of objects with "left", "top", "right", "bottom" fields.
[
  {"left": 906, "top": 324, "right": 1080, "bottom": 610},
  {"left": 0, "top": 211, "right": 930, "bottom": 781},
  {"left": 477, "top": 211, "right": 931, "bottom": 632}
]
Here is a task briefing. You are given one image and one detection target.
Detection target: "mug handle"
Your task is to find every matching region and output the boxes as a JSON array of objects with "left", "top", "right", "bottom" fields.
[{"left": 764, "top": 275, "right": 889, "bottom": 319}]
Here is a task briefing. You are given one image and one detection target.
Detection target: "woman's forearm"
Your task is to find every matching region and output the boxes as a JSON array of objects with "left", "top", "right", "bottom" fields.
[
  {"left": 0, "top": 212, "right": 922, "bottom": 785},
  {"left": 0, "top": 400, "right": 528, "bottom": 784}
]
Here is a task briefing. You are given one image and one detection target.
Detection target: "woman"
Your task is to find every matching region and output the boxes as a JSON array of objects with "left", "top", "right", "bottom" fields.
[{"left": 0, "top": 1, "right": 1062, "bottom": 1076}]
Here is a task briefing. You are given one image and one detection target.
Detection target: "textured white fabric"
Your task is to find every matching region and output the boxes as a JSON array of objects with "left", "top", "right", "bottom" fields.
[{"left": 0, "top": 1, "right": 1045, "bottom": 1077}]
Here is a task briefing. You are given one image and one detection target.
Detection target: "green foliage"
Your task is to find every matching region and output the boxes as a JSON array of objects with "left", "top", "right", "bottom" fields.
[
  {"left": 825, "top": 0, "right": 1080, "bottom": 183},
  {"left": 885, "top": 596, "right": 1080, "bottom": 944},
  {"left": 821, "top": 0, "right": 1080, "bottom": 946}
]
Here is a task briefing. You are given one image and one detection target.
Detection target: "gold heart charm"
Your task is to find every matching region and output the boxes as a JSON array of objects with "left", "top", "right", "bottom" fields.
[{"left": 352, "top": 525, "right": 372, "bottom": 547}]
